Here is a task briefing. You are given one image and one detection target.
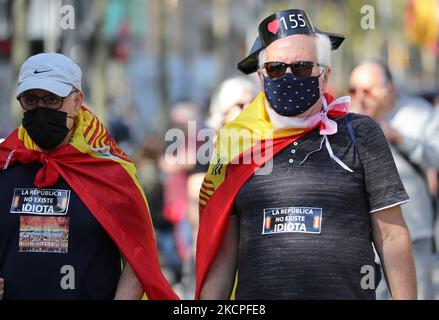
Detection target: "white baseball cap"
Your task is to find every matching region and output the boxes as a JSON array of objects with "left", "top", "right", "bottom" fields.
[{"left": 16, "top": 52, "right": 82, "bottom": 98}]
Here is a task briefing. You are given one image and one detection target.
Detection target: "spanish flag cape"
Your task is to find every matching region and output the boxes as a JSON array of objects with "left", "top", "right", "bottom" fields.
[
  {"left": 0, "top": 105, "right": 178, "bottom": 300},
  {"left": 195, "top": 92, "right": 349, "bottom": 299}
]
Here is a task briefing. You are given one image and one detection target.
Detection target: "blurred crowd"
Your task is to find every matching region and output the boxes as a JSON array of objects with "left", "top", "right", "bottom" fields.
[{"left": 131, "top": 76, "right": 259, "bottom": 298}]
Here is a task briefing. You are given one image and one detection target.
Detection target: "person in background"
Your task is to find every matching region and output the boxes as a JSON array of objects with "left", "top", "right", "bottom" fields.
[
  {"left": 206, "top": 77, "right": 259, "bottom": 133},
  {"left": 159, "top": 101, "right": 199, "bottom": 298},
  {"left": 350, "top": 61, "right": 439, "bottom": 299},
  {"left": 133, "top": 137, "right": 175, "bottom": 276},
  {"left": 186, "top": 76, "right": 258, "bottom": 297}
]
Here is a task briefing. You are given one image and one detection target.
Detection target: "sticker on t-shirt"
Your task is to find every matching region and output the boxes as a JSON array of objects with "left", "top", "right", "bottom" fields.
[
  {"left": 262, "top": 207, "right": 322, "bottom": 235},
  {"left": 10, "top": 188, "right": 71, "bottom": 215},
  {"left": 19, "top": 216, "right": 69, "bottom": 253}
]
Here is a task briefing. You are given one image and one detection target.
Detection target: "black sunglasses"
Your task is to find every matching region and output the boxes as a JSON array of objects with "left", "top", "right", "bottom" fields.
[{"left": 263, "top": 61, "right": 325, "bottom": 79}]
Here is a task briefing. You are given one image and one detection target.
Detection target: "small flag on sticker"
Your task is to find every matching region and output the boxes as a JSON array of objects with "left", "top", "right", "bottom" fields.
[
  {"left": 313, "top": 216, "right": 320, "bottom": 229},
  {"left": 265, "top": 216, "right": 272, "bottom": 230}
]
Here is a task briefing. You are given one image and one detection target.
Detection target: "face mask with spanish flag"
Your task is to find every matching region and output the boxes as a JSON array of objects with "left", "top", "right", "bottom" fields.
[
  {"left": 195, "top": 91, "right": 351, "bottom": 299},
  {"left": 0, "top": 105, "right": 179, "bottom": 300}
]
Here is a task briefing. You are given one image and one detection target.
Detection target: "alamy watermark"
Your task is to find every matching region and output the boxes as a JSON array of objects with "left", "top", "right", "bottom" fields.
[
  {"left": 60, "top": 4, "right": 75, "bottom": 30},
  {"left": 60, "top": 265, "right": 75, "bottom": 290},
  {"left": 360, "top": 265, "right": 376, "bottom": 290},
  {"left": 165, "top": 121, "right": 274, "bottom": 175},
  {"left": 361, "top": 5, "right": 375, "bottom": 30}
]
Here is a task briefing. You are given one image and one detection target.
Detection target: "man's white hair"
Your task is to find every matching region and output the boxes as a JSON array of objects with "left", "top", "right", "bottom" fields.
[{"left": 258, "top": 33, "right": 332, "bottom": 69}]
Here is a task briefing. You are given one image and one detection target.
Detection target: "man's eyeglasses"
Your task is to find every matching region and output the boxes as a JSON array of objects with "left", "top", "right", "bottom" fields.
[
  {"left": 263, "top": 61, "right": 325, "bottom": 79},
  {"left": 17, "top": 89, "right": 78, "bottom": 111}
]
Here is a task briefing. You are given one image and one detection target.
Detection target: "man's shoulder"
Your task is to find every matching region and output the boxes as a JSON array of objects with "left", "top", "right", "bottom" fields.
[
  {"left": 394, "top": 95, "right": 437, "bottom": 122},
  {"left": 398, "top": 95, "right": 432, "bottom": 110}
]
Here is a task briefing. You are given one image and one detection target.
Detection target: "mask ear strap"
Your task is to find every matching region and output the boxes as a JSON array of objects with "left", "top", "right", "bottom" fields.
[
  {"left": 323, "top": 135, "right": 354, "bottom": 172},
  {"left": 66, "top": 115, "right": 77, "bottom": 131}
]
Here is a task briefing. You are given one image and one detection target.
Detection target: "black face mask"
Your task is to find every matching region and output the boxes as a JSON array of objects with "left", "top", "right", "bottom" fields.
[{"left": 22, "top": 107, "right": 71, "bottom": 150}]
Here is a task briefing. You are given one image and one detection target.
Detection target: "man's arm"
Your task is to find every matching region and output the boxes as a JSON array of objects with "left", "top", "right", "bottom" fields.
[
  {"left": 0, "top": 278, "right": 4, "bottom": 300},
  {"left": 371, "top": 205, "right": 417, "bottom": 299},
  {"left": 200, "top": 216, "right": 239, "bottom": 300},
  {"left": 114, "top": 262, "right": 144, "bottom": 300}
]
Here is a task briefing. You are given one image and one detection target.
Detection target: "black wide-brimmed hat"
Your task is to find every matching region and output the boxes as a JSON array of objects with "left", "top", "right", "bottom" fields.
[{"left": 238, "top": 9, "right": 345, "bottom": 74}]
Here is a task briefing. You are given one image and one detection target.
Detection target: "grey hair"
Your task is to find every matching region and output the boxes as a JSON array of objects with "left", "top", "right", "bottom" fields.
[
  {"left": 258, "top": 33, "right": 332, "bottom": 69},
  {"left": 207, "top": 76, "right": 259, "bottom": 131}
]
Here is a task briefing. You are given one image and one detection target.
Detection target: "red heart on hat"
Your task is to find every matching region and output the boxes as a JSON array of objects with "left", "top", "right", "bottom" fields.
[{"left": 267, "top": 20, "right": 279, "bottom": 34}]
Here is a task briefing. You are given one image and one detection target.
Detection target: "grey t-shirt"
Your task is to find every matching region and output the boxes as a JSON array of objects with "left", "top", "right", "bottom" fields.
[{"left": 233, "top": 113, "right": 409, "bottom": 300}]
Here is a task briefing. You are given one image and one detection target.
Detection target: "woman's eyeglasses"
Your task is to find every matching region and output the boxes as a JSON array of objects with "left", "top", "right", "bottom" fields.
[{"left": 263, "top": 61, "right": 325, "bottom": 79}]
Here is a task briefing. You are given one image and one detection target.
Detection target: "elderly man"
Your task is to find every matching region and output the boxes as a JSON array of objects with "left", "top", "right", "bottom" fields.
[
  {"left": 0, "top": 53, "right": 177, "bottom": 300},
  {"left": 350, "top": 62, "right": 439, "bottom": 300},
  {"left": 195, "top": 9, "right": 417, "bottom": 300}
]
